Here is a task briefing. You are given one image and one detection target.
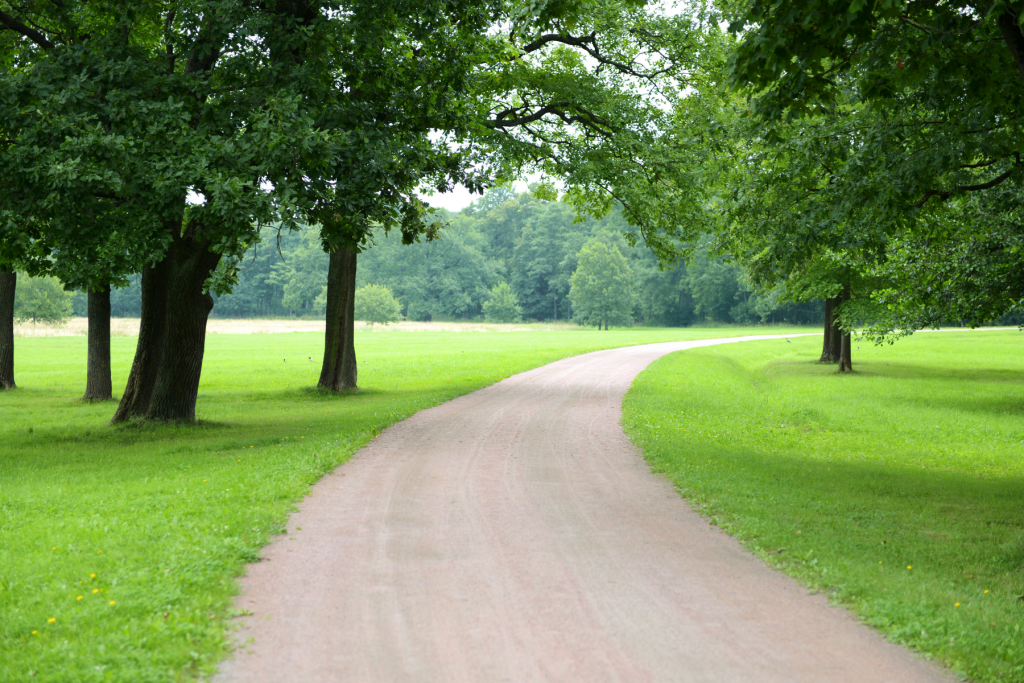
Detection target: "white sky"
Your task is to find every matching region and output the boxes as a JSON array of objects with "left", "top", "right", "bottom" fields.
[
  {"left": 421, "top": 175, "right": 543, "bottom": 214},
  {"left": 422, "top": 183, "right": 481, "bottom": 213}
]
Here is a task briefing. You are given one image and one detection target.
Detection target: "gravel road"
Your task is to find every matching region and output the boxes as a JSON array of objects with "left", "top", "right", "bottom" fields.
[{"left": 216, "top": 335, "right": 956, "bottom": 683}]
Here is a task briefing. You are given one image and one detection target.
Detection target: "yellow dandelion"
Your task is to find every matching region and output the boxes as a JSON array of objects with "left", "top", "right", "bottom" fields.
[
  {"left": 48, "top": 618, "right": 55, "bottom": 623},
  {"left": 31, "top": 630, "right": 38, "bottom": 635},
  {"left": 955, "top": 602, "right": 960, "bottom": 607},
  {"left": 97, "top": 550, "right": 102, "bottom": 554},
  {"left": 907, "top": 565, "right": 912, "bottom": 569},
  {"left": 93, "top": 589, "right": 99, "bottom": 594},
  {"left": 90, "top": 573, "right": 96, "bottom": 578},
  {"left": 984, "top": 590, "right": 989, "bottom": 594},
  {"left": 76, "top": 596, "right": 82, "bottom": 601},
  {"left": 109, "top": 601, "right": 116, "bottom": 606},
  {"left": 52, "top": 547, "right": 56, "bottom": 550}
]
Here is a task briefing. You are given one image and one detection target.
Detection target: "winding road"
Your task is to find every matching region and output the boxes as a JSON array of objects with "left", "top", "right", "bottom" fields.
[{"left": 217, "top": 335, "right": 956, "bottom": 683}]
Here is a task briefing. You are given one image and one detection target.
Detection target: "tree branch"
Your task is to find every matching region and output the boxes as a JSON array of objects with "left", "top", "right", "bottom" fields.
[
  {"left": 0, "top": 10, "right": 54, "bottom": 49},
  {"left": 913, "top": 153, "right": 1022, "bottom": 207}
]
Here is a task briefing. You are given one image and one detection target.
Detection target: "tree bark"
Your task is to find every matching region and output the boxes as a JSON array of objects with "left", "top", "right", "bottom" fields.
[
  {"left": 837, "top": 282, "right": 853, "bottom": 373},
  {"left": 146, "top": 235, "right": 222, "bottom": 421},
  {"left": 997, "top": 9, "right": 1024, "bottom": 83},
  {"left": 318, "top": 246, "right": 358, "bottom": 391},
  {"left": 0, "top": 271, "right": 15, "bottom": 390},
  {"left": 819, "top": 296, "right": 842, "bottom": 363},
  {"left": 112, "top": 255, "right": 173, "bottom": 422},
  {"left": 83, "top": 285, "right": 112, "bottom": 400}
]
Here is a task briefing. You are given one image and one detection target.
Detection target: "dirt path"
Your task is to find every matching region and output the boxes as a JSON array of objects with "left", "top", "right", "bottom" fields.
[{"left": 217, "top": 335, "right": 957, "bottom": 683}]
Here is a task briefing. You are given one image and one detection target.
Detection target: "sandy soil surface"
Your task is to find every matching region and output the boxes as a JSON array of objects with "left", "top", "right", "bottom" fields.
[
  {"left": 216, "top": 334, "right": 956, "bottom": 683},
  {"left": 13, "top": 318, "right": 580, "bottom": 337}
]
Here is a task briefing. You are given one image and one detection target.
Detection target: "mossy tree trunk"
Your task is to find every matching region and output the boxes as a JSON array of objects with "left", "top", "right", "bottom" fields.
[
  {"left": 83, "top": 285, "right": 112, "bottom": 400},
  {"left": 318, "top": 246, "right": 358, "bottom": 391},
  {"left": 0, "top": 270, "right": 15, "bottom": 390}
]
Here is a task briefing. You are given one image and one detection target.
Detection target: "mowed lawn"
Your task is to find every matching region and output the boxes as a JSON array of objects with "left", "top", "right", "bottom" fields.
[
  {"left": 0, "top": 325, "right": 801, "bottom": 683},
  {"left": 623, "top": 330, "right": 1024, "bottom": 683}
]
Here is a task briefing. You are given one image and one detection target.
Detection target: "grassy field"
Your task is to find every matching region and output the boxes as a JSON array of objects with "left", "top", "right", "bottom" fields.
[
  {"left": 623, "top": 330, "right": 1024, "bottom": 683},
  {"left": 0, "top": 325, "right": 808, "bottom": 683}
]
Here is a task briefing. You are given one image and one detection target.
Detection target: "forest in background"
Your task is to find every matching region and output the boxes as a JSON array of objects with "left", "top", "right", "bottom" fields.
[{"left": 70, "top": 188, "right": 823, "bottom": 327}]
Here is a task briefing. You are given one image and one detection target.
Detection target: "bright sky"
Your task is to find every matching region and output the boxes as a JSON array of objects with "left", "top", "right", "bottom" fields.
[
  {"left": 421, "top": 183, "right": 481, "bottom": 213},
  {"left": 421, "top": 175, "right": 544, "bottom": 214}
]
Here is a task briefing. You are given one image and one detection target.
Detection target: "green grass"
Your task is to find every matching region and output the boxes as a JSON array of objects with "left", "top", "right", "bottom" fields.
[
  {"left": 0, "top": 325, "right": 808, "bottom": 683},
  {"left": 622, "top": 330, "right": 1024, "bottom": 683}
]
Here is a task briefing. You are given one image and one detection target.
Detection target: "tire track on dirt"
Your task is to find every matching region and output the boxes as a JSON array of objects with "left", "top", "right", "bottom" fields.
[{"left": 216, "top": 334, "right": 956, "bottom": 683}]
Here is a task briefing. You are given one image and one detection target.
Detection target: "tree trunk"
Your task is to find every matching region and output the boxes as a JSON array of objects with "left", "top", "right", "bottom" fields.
[
  {"left": 997, "top": 9, "right": 1024, "bottom": 83},
  {"left": 83, "top": 285, "right": 112, "bottom": 400},
  {"left": 146, "top": 236, "right": 222, "bottom": 421},
  {"left": 318, "top": 246, "right": 358, "bottom": 391},
  {"left": 819, "top": 296, "right": 842, "bottom": 363},
  {"left": 0, "top": 271, "right": 15, "bottom": 390},
  {"left": 837, "top": 282, "right": 853, "bottom": 373},
  {"left": 837, "top": 328, "right": 853, "bottom": 373},
  {"left": 112, "top": 255, "right": 173, "bottom": 422}
]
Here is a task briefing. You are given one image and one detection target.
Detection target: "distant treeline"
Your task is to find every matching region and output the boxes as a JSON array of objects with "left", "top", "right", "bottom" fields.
[{"left": 75, "top": 189, "right": 828, "bottom": 326}]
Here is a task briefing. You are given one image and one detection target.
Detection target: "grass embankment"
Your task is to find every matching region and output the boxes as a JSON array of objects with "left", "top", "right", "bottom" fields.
[
  {"left": 0, "top": 325, "right": 804, "bottom": 683},
  {"left": 623, "top": 331, "right": 1024, "bottom": 683}
]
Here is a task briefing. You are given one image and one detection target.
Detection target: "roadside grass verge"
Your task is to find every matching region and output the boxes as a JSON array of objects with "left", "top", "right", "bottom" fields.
[
  {"left": 622, "top": 331, "right": 1024, "bottom": 683},
  {"left": 0, "top": 325, "right": 807, "bottom": 683}
]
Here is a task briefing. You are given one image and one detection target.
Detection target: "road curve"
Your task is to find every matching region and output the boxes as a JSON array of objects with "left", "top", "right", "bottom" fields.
[{"left": 217, "top": 335, "right": 955, "bottom": 683}]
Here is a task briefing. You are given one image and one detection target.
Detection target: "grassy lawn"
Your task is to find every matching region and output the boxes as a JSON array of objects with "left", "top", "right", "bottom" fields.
[
  {"left": 623, "top": 330, "right": 1024, "bottom": 683},
  {"left": 0, "top": 325, "right": 806, "bottom": 683}
]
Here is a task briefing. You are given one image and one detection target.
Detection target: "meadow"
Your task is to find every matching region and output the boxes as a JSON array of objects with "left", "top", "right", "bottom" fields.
[
  {"left": 623, "top": 330, "right": 1024, "bottom": 683},
  {"left": 0, "top": 324, "right": 797, "bottom": 683}
]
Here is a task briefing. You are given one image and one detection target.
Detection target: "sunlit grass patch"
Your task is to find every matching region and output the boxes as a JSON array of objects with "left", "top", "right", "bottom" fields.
[{"left": 623, "top": 331, "right": 1024, "bottom": 683}]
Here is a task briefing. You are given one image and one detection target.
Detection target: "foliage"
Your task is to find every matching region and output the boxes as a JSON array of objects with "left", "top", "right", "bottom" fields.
[
  {"left": 13, "top": 274, "right": 73, "bottom": 324},
  {"left": 569, "top": 240, "right": 634, "bottom": 328},
  {"left": 193, "top": 190, "right": 825, "bottom": 326},
  {"left": 482, "top": 282, "right": 523, "bottom": 323},
  {"left": 269, "top": 229, "right": 329, "bottom": 316},
  {"left": 467, "top": 0, "right": 733, "bottom": 263},
  {"left": 353, "top": 285, "right": 402, "bottom": 326},
  {"left": 624, "top": 332, "right": 1024, "bottom": 683},
  {"left": 0, "top": 326, "right": 798, "bottom": 681},
  {"left": 725, "top": 0, "right": 1024, "bottom": 330},
  {"left": 864, "top": 193, "right": 1024, "bottom": 339},
  {"left": 357, "top": 220, "right": 497, "bottom": 321}
]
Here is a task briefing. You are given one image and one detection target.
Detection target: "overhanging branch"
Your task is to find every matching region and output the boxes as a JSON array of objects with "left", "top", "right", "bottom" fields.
[{"left": 0, "top": 10, "right": 54, "bottom": 49}]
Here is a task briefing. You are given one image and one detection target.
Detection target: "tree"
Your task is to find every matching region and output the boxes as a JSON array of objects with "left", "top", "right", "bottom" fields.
[
  {"left": 482, "top": 282, "right": 523, "bottom": 323},
  {"left": 569, "top": 241, "right": 634, "bottom": 329},
  {"left": 13, "top": 274, "right": 73, "bottom": 324},
  {"left": 726, "top": 0, "right": 1024, "bottom": 334},
  {"left": 0, "top": 0, "right": 496, "bottom": 420},
  {"left": 354, "top": 284, "right": 402, "bottom": 326},
  {"left": 0, "top": 270, "right": 14, "bottom": 389}
]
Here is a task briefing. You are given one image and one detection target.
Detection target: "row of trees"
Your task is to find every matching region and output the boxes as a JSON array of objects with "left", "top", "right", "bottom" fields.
[
  {"left": 3, "top": 0, "right": 1021, "bottom": 414},
  {"left": 1, "top": 0, "right": 719, "bottom": 415},
  {"left": 192, "top": 188, "right": 823, "bottom": 327}
]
